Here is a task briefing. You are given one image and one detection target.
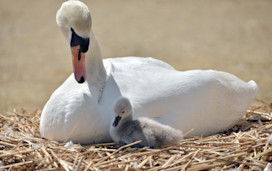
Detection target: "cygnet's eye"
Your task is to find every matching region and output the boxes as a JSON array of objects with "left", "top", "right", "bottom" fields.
[{"left": 121, "top": 111, "right": 125, "bottom": 114}]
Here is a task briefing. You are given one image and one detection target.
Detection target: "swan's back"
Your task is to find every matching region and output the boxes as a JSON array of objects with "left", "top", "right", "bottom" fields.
[{"left": 102, "top": 60, "right": 259, "bottom": 136}]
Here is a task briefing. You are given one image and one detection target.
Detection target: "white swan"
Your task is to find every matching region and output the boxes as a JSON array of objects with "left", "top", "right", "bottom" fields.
[
  {"left": 110, "top": 97, "right": 183, "bottom": 147},
  {"left": 40, "top": 0, "right": 259, "bottom": 144}
]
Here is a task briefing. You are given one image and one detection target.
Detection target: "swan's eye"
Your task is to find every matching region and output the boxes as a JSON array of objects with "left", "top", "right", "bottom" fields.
[
  {"left": 70, "top": 28, "right": 89, "bottom": 53},
  {"left": 121, "top": 111, "right": 125, "bottom": 114}
]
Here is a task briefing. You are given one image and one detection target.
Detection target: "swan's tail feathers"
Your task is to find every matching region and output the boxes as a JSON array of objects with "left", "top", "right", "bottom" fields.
[{"left": 246, "top": 80, "right": 259, "bottom": 99}]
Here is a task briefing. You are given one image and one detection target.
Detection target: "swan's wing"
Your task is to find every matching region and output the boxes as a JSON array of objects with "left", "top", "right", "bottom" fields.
[
  {"left": 104, "top": 57, "right": 176, "bottom": 72},
  {"left": 101, "top": 57, "right": 258, "bottom": 136},
  {"left": 102, "top": 57, "right": 210, "bottom": 119}
]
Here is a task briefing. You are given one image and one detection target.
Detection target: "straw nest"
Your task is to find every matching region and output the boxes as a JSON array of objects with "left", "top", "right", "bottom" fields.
[{"left": 0, "top": 101, "right": 271, "bottom": 171}]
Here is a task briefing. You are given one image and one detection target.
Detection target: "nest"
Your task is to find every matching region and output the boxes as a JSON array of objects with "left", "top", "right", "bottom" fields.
[{"left": 0, "top": 101, "right": 271, "bottom": 170}]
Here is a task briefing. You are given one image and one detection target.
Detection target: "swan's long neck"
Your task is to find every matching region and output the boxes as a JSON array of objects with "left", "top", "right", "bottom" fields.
[{"left": 86, "top": 30, "right": 107, "bottom": 101}]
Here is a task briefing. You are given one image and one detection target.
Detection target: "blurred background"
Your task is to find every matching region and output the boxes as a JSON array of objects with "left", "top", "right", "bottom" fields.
[{"left": 0, "top": 0, "right": 271, "bottom": 113}]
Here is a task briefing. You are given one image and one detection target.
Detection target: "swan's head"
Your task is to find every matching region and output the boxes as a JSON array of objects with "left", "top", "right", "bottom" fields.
[
  {"left": 56, "top": 0, "right": 92, "bottom": 83},
  {"left": 113, "top": 97, "right": 133, "bottom": 127}
]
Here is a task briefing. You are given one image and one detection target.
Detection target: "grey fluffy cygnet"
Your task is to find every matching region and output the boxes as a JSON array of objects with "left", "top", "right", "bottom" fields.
[{"left": 110, "top": 97, "right": 183, "bottom": 147}]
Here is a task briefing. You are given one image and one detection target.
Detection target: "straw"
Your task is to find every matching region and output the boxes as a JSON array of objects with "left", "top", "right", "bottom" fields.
[{"left": 0, "top": 101, "right": 271, "bottom": 170}]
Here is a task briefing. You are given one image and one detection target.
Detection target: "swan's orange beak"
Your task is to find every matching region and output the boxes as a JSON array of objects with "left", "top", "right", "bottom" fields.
[{"left": 71, "top": 45, "right": 86, "bottom": 83}]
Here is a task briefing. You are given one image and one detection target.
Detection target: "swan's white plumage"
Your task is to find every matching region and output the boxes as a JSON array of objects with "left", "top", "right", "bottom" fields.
[{"left": 40, "top": 0, "right": 259, "bottom": 144}]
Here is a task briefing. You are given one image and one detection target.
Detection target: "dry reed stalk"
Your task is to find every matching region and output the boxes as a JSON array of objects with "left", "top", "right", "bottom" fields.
[{"left": 0, "top": 102, "right": 271, "bottom": 170}]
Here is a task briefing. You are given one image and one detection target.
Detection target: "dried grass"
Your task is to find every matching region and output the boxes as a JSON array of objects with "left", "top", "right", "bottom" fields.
[{"left": 0, "top": 101, "right": 271, "bottom": 170}]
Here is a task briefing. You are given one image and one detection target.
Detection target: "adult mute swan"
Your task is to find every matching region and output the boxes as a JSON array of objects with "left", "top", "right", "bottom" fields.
[
  {"left": 40, "top": 0, "right": 259, "bottom": 144},
  {"left": 110, "top": 97, "right": 183, "bottom": 147}
]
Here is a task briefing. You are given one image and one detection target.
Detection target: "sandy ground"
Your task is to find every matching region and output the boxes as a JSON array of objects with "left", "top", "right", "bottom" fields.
[{"left": 0, "top": 0, "right": 271, "bottom": 113}]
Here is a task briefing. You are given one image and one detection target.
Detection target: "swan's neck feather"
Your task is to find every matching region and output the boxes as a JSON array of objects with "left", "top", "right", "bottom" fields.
[
  {"left": 56, "top": 0, "right": 107, "bottom": 101},
  {"left": 86, "top": 30, "right": 107, "bottom": 101}
]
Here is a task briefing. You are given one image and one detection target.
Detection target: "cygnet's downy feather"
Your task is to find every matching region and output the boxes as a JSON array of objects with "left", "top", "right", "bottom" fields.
[{"left": 110, "top": 97, "right": 183, "bottom": 147}]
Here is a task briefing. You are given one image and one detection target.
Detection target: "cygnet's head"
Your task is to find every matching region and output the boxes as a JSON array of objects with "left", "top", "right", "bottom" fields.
[
  {"left": 56, "top": 0, "right": 92, "bottom": 83},
  {"left": 112, "top": 97, "right": 133, "bottom": 127}
]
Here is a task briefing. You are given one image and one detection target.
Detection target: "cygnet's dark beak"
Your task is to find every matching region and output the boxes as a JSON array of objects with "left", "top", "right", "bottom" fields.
[{"left": 112, "top": 116, "right": 122, "bottom": 127}]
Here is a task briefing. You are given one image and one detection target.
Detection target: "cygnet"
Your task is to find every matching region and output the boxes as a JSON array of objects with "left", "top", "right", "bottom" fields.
[{"left": 110, "top": 97, "right": 183, "bottom": 147}]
